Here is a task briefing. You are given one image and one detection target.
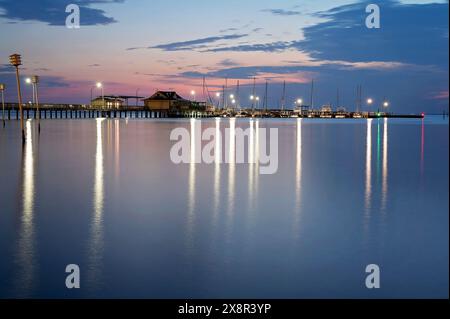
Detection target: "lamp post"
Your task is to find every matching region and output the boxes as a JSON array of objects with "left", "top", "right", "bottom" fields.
[
  {"left": 31, "top": 76, "right": 40, "bottom": 132},
  {"left": 90, "top": 86, "right": 95, "bottom": 108},
  {"left": 367, "top": 98, "right": 373, "bottom": 116},
  {"left": 229, "top": 94, "right": 235, "bottom": 110},
  {"left": 136, "top": 88, "right": 140, "bottom": 107},
  {"left": 250, "top": 95, "right": 255, "bottom": 111},
  {"left": 215, "top": 92, "right": 221, "bottom": 109},
  {"left": 0, "top": 84, "right": 5, "bottom": 128},
  {"left": 190, "top": 90, "right": 196, "bottom": 101},
  {"left": 96, "top": 82, "right": 104, "bottom": 109},
  {"left": 255, "top": 96, "right": 260, "bottom": 109},
  {"left": 9, "top": 53, "right": 25, "bottom": 143}
]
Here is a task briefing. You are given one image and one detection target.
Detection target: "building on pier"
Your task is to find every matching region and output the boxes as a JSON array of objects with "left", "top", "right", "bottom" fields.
[
  {"left": 91, "top": 96, "right": 124, "bottom": 109},
  {"left": 143, "top": 91, "right": 191, "bottom": 111}
]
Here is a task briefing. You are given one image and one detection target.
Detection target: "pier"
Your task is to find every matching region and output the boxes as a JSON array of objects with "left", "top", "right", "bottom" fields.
[{"left": 0, "top": 103, "right": 426, "bottom": 120}]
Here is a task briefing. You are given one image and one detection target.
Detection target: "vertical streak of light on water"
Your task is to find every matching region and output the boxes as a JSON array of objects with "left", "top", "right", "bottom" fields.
[
  {"left": 213, "top": 118, "right": 221, "bottom": 229},
  {"left": 248, "top": 120, "right": 255, "bottom": 210},
  {"left": 381, "top": 118, "right": 389, "bottom": 214},
  {"left": 87, "top": 118, "right": 105, "bottom": 291},
  {"left": 254, "top": 120, "right": 260, "bottom": 208},
  {"left": 224, "top": 119, "right": 236, "bottom": 254},
  {"left": 15, "top": 120, "right": 36, "bottom": 297},
  {"left": 186, "top": 119, "right": 197, "bottom": 256},
  {"left": 364, "top": 119, "right": 373, "bottom": 236},
  {"left": 225, "top": 119, "right": 236, "bottom": 227},
  {"left": 293, "top": 119, "right": 303, "bottom": 241},
  {"left": 114, "top": 119, "right": 120, "bottom": 181}
]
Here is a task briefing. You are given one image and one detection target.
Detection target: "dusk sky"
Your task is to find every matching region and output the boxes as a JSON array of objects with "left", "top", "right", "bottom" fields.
[{"left": 0, "top": 0, "right": 448, "bottom": 113}]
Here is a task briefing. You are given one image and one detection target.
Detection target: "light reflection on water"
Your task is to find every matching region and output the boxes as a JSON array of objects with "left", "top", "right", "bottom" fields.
[
  {"left": 14, "top": 120, "right": 37, "bottom": 297},
  {"left": 364, "top": 119, "right": 373, "bottom": 234},
  {"left": 86, "top": 118, "right": 105, "bottom": 291},
  {"left": 292, "top": 118, "right": 303, "bottom": 241},
  {"left": 0, "top": 117, "right": 448, "bottom": 298},
  {"left": 381, "top": 118, "right": 389, "bottom": 214}
]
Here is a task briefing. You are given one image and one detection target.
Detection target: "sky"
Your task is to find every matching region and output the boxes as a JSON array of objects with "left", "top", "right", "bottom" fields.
[{"left": 0, "top": 0, "right": 448, "bottom": 113}]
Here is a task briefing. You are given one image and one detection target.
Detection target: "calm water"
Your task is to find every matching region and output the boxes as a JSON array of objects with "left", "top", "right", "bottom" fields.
[{"left": 0, "top": 117, "right": 448, "bottom": 299}]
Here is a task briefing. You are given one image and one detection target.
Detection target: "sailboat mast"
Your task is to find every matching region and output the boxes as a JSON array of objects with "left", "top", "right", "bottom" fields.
[
  {"left": 236, "top": 80, "right": 240, "bottom": 110},
  {"left": 252, "top": 77, "right": 256, "bottom": 110},
  {"left": 202, "top": 76, "right": 206, "bottom": 103},
  {"left": 264, "top": 80, "right": 268, "bottom": 111},
  {"left": 224, "top": 78, "right": 228, "bottom": 109},
  {"left": 222, "top": 84, "right": 225, "bottom": 110},
  {"left": 336, "top": 88, "right": 340, "bottom": 109},
  {"left": 281, "top": 81, "right": 286, "bottom": 111}
]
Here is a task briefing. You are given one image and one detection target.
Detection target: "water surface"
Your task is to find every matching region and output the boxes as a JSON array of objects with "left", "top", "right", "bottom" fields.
[{"left": 0, "top": 117, "right": 448, "bottom": 298}]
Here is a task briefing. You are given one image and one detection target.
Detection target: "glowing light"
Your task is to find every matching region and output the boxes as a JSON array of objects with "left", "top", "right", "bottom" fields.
[
  {"left": 229, "top": 94, "right": 234, "bottom": 99},
  {"left": 25, "top": 78, "right": 31, "bottom": 84},
  {"left": 367, "top": 98, "right": 373, "bottom": 105},
  {"left": 96, "top": 82, "right": 102, "bottom": 88},
  {"left": 250, "top": 95, "right": 254, "bottom": 100},
  {"left": 215, "top": 92, "right": 221, "bottom": 98},
  {"left": 297, "top": 99, "right": 303, "bottom": 105},
  {"left": 383, "top": 101, "right": 389, "bottom": 108}
]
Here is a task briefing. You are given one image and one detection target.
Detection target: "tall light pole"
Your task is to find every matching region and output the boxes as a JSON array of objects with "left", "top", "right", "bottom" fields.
[
  {"left": 96, "top": 82, "right": 104, "bottom": 109},
  {"left": 25, "top": 77, "right": 34, "bottom": 104},
  {"left": 9, "top": 53, "right": 25, "bottom": 143},
  {"left": 367, "top": 98, "right": 373, "bottom": 114},
  {"left": 383, "top": 100, "right": 389, "bottom": 116},
  {"left": 0, "top": 84, "right": 5, "bottom": 128},
  {"left": 136, "top": 88, "right": 140, "bottom": 107},
  {"left": 90, "top": 86, "right": 95, "bottom": 108},
  {"left": 215, "top": 92, "right": 221, "bottom": 109},
  {"left": 229, "top": 94, "right": 234, "bottom": 110},
  {"left": 31, "top": 76, "right": 40, "bottom": 133}
]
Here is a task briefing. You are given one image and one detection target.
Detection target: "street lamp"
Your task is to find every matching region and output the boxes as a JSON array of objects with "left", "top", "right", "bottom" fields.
[
  {"left": 96, "top": 82, "right": 104, "bottom": 109},
  {"left": 0, "top": 84, "right": 5, "bottom": 128},
  {"left": 296, "top": 98, "right": 303, "bottom": 106},
  {"left": 190, "top": 90, "right": 196, "bottom": 101},
  {"left": 31, "top": 76, "right": 40, "bottom": 132},
  {"left": 9, "top": 53, "right": 25, "bottom": 143},
  {"left": 215, "top": 92, "right": 221, "bottom": 108},
  {"left": 136, "top": 88, "right": 140, "bottom": 107},
  {"left": 255, "top": 96, "right": 260, "bottom": 109},
  {"left": 383, "top": 101, "right": 389, "bottom": 108}
]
